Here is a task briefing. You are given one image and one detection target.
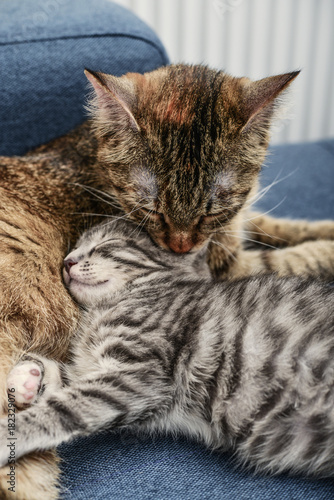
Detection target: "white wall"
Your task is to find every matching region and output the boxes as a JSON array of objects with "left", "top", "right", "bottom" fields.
[{"left": 113, "top": 0, "right": 334, "bottom": 145}]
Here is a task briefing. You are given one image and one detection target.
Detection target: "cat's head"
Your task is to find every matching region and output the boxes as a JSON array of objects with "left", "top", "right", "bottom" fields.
[
  {"left": 63, "top": 220, "right": 210, "bottom": 306},
  {"left": 85, "top": 64, "right": 299, "bottom": 253}
]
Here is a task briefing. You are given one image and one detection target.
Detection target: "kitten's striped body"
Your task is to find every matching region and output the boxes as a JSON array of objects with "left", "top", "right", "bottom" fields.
[{"left": 2, "top": 221, "right": 334, "bottom": 476}]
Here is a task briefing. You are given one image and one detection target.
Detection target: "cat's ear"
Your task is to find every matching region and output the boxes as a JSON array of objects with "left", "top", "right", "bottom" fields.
[
  {"left": 84, "top": 69, "right": 140, "bottom": 132},
  {"left": 240, "top": 71, "right": 300, "bottom": 133}
]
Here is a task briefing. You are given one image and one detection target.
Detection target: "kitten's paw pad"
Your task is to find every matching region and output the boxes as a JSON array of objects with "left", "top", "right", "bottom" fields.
[{"left": 7, "top": 361, "right": 43, "bottom": 407}]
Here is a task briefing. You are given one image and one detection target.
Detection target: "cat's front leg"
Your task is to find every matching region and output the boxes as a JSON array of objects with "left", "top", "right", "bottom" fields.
[
  {"left": 209, "top": 223, "right": 334, "bottom": 280},
  {"left": 6, "top": 354, "right": 65, "bottom": 408},
  {"left": 7, "top": 357, "right": 44, "bottom": 407},
  {"left": 0, "top": 398, "right": 64, "bottom": 468},
  {"left": 218, "top": 240, "right": 334, "bottom": 280},
  {"left": 245, "top": 211, "right": 334, "bottom": 247},
  {"left": 0, "top": 355, "right": 72, "bottom": 467},
  {"left": 207, "top": 232, "right": 242, "bottom": 278},
  {"left": 1, "top": 363, "right": 172, "bottom": 466}
]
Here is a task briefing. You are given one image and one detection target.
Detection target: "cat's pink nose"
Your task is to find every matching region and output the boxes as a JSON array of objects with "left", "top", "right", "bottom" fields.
[
  {"left": 168, "top": 237, "right": 194, "bottom": 254},
  {"left": 64, "top": 258, "right": 78, "bottom": 275}
]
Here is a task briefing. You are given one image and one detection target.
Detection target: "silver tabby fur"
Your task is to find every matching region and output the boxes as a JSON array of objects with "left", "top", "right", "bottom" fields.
[{"left": 1, "top": 220, "right": 334, "bottom": 476}]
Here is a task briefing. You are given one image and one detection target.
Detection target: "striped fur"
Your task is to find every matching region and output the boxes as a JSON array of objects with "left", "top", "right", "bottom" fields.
[
  {"left": 1, "top": 63, "right": 333, "bottom": 500},
  {"left": 2, "top": 220, "right": 334, "bottom": 477}
]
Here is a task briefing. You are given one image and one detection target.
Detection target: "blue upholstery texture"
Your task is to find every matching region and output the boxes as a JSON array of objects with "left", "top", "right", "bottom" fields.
[
  {"left": 0, "top": 0, "right": 169, "bottom": 156},
  {"left": 58, "top": 138, "right": 334, "bottom": 499},
  {"left": 257, "top": 139, "right": 334, "bottom": 219},
  {"left": 58, "top": 432, "right": 334, "bottom": 500}
]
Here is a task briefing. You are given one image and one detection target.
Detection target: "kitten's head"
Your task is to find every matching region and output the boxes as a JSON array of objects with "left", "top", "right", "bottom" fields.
[
  {"left": 85, "top": 64, "right": 299, "bottom": 253},
  {"left": 63, "top": 220, "right": 210, "bottom": 306}
]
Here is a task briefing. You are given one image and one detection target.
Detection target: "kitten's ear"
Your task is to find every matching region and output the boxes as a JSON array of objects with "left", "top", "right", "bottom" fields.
[
  {"left": 240, "top": 71, "right": 300, "bottom": 133},
  {"left": 84, "top": 69, "right": 140, "bottom": 132}
]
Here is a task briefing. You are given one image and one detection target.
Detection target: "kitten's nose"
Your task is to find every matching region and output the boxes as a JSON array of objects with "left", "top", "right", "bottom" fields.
[{"left": 64, "top": 258, "right": 78, "bottom": 275}]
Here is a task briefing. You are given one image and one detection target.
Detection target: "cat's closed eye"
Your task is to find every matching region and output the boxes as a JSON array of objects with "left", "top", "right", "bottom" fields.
[
  {"left": 141, "top": 205, "right": 230, "bottom": 227},
  {"left": 201, "top": 212, "right": 229, "bottom": 222},
  {"left": 140, "top": 207, "right": 165, "bottom": 221}
]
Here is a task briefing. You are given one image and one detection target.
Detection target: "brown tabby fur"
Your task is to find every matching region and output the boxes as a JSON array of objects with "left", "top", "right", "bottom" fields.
[
  {"left": 0, "top": 64, "right": 333, "bottom": 499},
  {"left": 0, "top": 125, "right": 106, "bottom": 499}
]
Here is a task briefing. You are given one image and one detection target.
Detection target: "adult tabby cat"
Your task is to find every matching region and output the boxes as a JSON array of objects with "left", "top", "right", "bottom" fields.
[
  {"left": 0, "top": 64, "right": 333, "bottom": 499},
  {"left": 2, "top": 219, "right": 334, "bottom": 478}
]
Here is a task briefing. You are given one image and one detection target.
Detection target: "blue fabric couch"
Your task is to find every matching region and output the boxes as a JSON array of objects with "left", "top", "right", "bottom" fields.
[
  {"left": 1, "top": 0, "right": 334, "bottom": 498},
  {"left": 0, "top": 0, "right": 168, "bottom": 156}
]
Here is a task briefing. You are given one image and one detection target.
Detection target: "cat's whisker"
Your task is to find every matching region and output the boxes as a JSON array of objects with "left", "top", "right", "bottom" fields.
[
  {"left": 208, "top": 214, "right": 280, "bottom": 250},
  {"left": 71, "top": 183, "right": 120, "bottom": 203},
  {"left": 244, "top": 182, "right": 278, "bottom": 208},
  {"left": 207, "top": 220, "right": 288, "bottom": 250},
  {"left": 99, "top": 201, "right": 153, "bottom": 227},
  {"left": 244, "top": 169, "right": 298, "bottom": 209},
  {"left": 222, "top": 206, "right": 288, "bottom": 244},
  {"left": 71, "top": 212, "right": 114, "bottom": 217},
  {"left": 70, "top": 208, "right": 144, "bottom": 224},
  {"left": 241, "top": 219, "right": 288, "bottom": 244},
  {"left": 233, "top": 229, "right": 278, "bottom": 238},
  {"left": 224, "top": 228, "right": 280, "bottom": 239},
  {"left": 69, "top": 182, "right": 121, "bottom": 210},
  {"left": 126, "top": 201, "right": 155, "bottom": 223},
  {"left": 246, "top": 198, "right": 287, "bottom": 221},
  {"left": 133, "top": 209, "right": 153, "bottom": 236},
  {"left": 244, "top": 171, "right": 286, "bottom": 207},
  {"left": 209, "top": 239, "right": 238, "bottom": 262},
  {"left": 223, "top": 233, "right": 278, "bottom": 250}
]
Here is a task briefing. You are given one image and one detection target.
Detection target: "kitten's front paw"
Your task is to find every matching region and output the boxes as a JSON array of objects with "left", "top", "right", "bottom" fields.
[{"left": 7, "top": 359, "right": 44, "bottom": 407}]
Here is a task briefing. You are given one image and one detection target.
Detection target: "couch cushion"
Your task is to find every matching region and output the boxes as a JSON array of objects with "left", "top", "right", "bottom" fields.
[
  {"left": 0, "top": 0, "right": 169, "bottom": 156},
  {"left": 59, "top": 433, "right": 334, "bottom": 499},
  {"left": 257, "top": 139, "right": 334, "bottom": 220}
]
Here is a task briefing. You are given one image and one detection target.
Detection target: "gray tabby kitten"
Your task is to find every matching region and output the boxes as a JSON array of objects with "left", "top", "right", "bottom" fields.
[{"left": 2, "top": 220, "right": 334, "bottom": 476}]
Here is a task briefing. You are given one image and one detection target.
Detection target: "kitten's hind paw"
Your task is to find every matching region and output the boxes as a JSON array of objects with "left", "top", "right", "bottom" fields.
[{"left": 7, "top": 358, "right": 44, "bottom": 407}]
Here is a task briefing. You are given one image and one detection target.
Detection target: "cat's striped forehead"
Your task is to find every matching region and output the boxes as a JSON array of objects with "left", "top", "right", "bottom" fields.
[
  {"left": 143, "top": 67, "right": 218, "bottom": 129},
  {"left": 156, "top": 93, "right": 196, "bottom": 127}
]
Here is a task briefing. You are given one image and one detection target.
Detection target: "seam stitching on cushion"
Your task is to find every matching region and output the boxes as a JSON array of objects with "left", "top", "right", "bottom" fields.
[{"left": 0, "top": 33, "right": 169, "bottom": 63}]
